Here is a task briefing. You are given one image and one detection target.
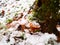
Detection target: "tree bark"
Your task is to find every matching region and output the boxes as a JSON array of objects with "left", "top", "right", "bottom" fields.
[{"left": 41, "top": 19, "right": 60, "bottom": 36}]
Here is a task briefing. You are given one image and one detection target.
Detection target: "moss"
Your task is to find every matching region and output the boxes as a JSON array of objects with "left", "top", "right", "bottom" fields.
[{"left": 6, "top": 19, "right": 13, "bottom": 23}]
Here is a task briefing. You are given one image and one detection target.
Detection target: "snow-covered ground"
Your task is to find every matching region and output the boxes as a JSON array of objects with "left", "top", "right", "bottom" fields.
[
  {"left": 0, "top": 0, "right": 60, "bottom": 45},
  {"left": 0, "top": 31, "right": 59, "bottom": 45}
]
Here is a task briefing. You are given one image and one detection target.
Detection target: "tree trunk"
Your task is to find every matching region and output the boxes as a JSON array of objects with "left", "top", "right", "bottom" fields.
[{"left": 41, "top": 19, "right": 59, "bottom": 36}]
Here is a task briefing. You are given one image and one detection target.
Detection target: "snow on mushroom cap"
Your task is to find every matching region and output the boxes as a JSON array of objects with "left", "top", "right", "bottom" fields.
[{"left": 18, "top": 18, "right": 28, "bottom": 25}]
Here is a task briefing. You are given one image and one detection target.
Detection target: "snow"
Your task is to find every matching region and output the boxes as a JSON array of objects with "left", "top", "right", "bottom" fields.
[
  {"left": 18, "top": 18, "right": 28, "bottom": 25},
  {"left": 57, "top": 27, "right": 60, "bottom": 31},
  {"left": 0, "top": 0, "right": 60, "bottom": 45}
]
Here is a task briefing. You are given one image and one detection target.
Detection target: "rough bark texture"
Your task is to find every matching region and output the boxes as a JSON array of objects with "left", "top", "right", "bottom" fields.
[{"left": 32, "top": 0, "right": 60, "bottom": 37}]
